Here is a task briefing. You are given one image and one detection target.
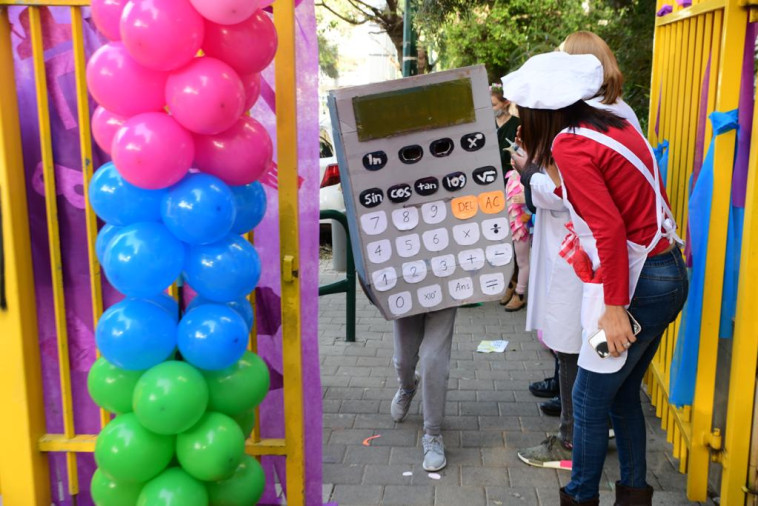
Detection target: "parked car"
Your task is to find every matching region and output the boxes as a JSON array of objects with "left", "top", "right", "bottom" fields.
[{"left": 319, "top": 125, "right": 344, "bottom": 217}]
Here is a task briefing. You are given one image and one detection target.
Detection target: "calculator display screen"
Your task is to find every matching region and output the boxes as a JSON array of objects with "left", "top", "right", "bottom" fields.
[{"left": 352, "top": 79, "right": 475, "bottom": 142}]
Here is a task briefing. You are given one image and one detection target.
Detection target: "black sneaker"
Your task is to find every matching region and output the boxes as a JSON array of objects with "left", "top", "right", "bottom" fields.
[
  {"left": 540, "top": 396, "right": 561, "bottom": 417},
  {"left": 529, "top": 377, "right": 558, "bottom": 398}
]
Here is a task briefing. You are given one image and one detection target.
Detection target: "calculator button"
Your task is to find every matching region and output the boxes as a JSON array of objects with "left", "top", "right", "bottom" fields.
[
  {"left": 362, "top": 151, "right": 388, "bottom": 171},
  {"left": 430, "top": 138, "right": 454, "bottom": 158},
  {"left": 479, "top": 190, "right": 506, "bottom": 214},
  {"left": 451, "top": 195, "right": 478, "bottom": 220},
  {"left": 402, "top": 260, "right": 428, "bottom": 284},
  {"left": 431, "top": 254, "right": 456, "bottom": 277},
  {"left": 473, "top": 166, "right": 499, "bottom": 185},
  {"left": 453, "top": 223, "right": 480, "bottom": 246},
  {"left": 458, "top": 248, "right": 485, "bottom": 271},
  {"left": 388, "top": 183, "right": 413, "bottom": 203},
  {"left": 359, "top": 188, "right": 384, "bottom": 208},
  {"left": 461, "top": 132, "right": 485, "bottom": 152},
  {"left": 367, "top": 239, "right": 392, "bottom": 264},
  {"left": 481, "top": 217, "right": 509, "bottom": 241},
  {"left": 399, "top": 145, "right": 424, "bottom": 164},
  {"left": 392, "top": 207, "right": 419, "bottom": 231},
  {"left": 388, "top": 291, "right": 413, "bottom": 316},
  {"left": 360, "top": 211, "right": 387, "bottom": 235},
  {"left": 372, "top": 267, "right": 397, "bottom": 292},
  {"left": 448, "top": 277, "right": 474, "bottom": 300},
  {"left": 395, "top": 234, "right": 421, "bottom": 258},
  {"left": 417, "top": 284, "right": 443, "bottom": 308},
  {"left": 486, "top": 243, "right": 513, "bottom": 267},
  {"left": 480, "top": 272, "right": 506, "bottom": 296},
  {"left": 421, "top": 201, "right": 447, "bottom": 224},
  {"left": 422, "top": 228, "right": 449, "bottom": 252},
  {"left": 414, "top": 177, "right": 439, "bottom": 196},
  {"left": 442, "top": 171, "right": 467, "bottom": 192}
]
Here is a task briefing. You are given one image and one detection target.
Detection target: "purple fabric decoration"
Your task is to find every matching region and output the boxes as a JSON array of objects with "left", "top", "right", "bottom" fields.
[
  {"left": 8, "top": 2, "right": 322, "bottom": 504},
  {"left": 655, "top": 81, "right": 662, "bottom": 137},
  {"left": 657, "top": 4, "right": 674, "bottom": 16},
  {"left": 676, "top": 0, "right": 692, "bottom": 7},
  {"left": 732, "top": 21, "right": 756, "bottom": 208}
]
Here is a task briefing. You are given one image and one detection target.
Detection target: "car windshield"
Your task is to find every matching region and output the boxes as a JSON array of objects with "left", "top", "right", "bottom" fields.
[{"left": 320, "top": 137, "right": 334, "bottom": 158}]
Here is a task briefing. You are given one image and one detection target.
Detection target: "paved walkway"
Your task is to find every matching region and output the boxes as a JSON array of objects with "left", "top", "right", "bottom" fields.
[{"left": 318, "top": 257, "right": 709, "bottom": 505}]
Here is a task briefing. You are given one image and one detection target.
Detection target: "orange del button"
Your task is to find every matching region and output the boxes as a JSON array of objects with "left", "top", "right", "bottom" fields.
[
  {"left": 478, "top": 191, "right": 505, "bottom": 214},
  {"left": 451, "top": 195, "right": 478, "bottom": 220}
]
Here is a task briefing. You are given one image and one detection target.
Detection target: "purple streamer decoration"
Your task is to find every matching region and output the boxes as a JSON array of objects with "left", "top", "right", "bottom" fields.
[
  {"left": 732, "top": 21, "right": 756, "bottom": 208},
  {"left": 657, "top": 4, "right": 674, "bottom": 16},
  {"left": 676, "top": 0, "right": 692, "bottom": 7}
]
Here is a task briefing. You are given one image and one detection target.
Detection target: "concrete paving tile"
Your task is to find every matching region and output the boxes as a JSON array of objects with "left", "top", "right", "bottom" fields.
[
  {"left": 435, "top": 485, "right": 486, "bottom": 506},
  {"left": 485, "top": 486, "right": 539, "bottom": 504},
  {"left": 323, "top": 463, "right": 364, "bottom": 485},
  {"left": 344, "top": 444, "right": 391, "bottom": 465},
  {"left": 382, "top": 485, "right": 435, "bottom": 505},
  {"left": 331, "top": 484, "right": 383, "bottom": 505},
  {"left": 461, "top": 430, "right": 504, "bottom": 448},
  {"left": 461, "top": 466, "right": 508, "bottom": 486},
  {"left": 478, "top": 416, "right": 521, "bottom": 431}
]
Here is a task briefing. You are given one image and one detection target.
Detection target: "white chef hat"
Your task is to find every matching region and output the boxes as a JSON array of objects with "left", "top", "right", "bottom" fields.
[{"left": 500, "top": 52, "right": 604, "bottom": 110}]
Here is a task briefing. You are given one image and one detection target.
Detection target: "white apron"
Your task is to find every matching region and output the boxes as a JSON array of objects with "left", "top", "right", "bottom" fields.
[
  {"left": 525, "top": 172, "right": 583, "bottom": 353},
  {"left": 554, "top": 127, "right": 682, "bottom": 373}
]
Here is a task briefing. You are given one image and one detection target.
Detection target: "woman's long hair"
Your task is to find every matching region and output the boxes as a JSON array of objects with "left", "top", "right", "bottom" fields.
[
  {"left": 518, "top": 101, "right": 626, "bottom": 168},
  {"left": 562, "top": 31, "right": 624, "bottom": 105}
]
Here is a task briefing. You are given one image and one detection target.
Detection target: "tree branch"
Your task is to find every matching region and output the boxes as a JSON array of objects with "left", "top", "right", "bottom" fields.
[
  {"left": 316, "top": 1, "right": 369, "bottom": 25},
  {"left": 345, "top": 0, "right": 382, "bottom": 18}
]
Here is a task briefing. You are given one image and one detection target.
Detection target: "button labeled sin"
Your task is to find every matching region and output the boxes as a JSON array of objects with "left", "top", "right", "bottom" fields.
[
  {"left": 473, "top": 166, "right": 498, "bottom": 185},
  {"left": 414, "top": 177, "right": 439, "bottom": 196},
  {"left": 362, "top": 151, "right": 388, "bottom": 171},
  {"left": 478, "top": 190, "right": 505, "bottom": 214},
  {"left": 359, "top": 188, "right": 384, "bottom": 208},
  {"left": 442, "top": 171, "right": 467, "bottom": 192},
  {"left": 451, "top": 195, "right": 478, "bottom": 220}
]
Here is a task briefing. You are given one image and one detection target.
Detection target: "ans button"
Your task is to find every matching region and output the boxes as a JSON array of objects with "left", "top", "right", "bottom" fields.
[
  {"left": 388, "top": 183, "right": 413, "bottom": 203},
  {"left": 442, "top": 171, "right": 467, "bottom": 192},
  {"left": 414, "top": 177, "right": 439, "bottom": 196},
  {"left": 399, "top": 145, "right": 424, "bottom": 164},
  {"left": 359, "top": 188, "right": 384, "bottom": 208},
  {"left": 472, "top": 166, "right": 499, "bottom": 185},
  {"left": 362, "top": 151, "right": 387, "bottom": 171},
  {"left": 461, "top": 132, "right": 486, "bottom": 152}
]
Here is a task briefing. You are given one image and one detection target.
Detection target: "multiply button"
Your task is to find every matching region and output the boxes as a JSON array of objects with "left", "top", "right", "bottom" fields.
[
  {"left": 451, "top": 195, "right": 478, "bottom": 220},
  {"left": 461, "top": 132, "right": 485, "bottom": 152},
  {"left": 473, "top": 166, "right": 499, "bottom": 185},
  {"left": 453, "top": 223, "right": 480, "bottom": 246},
  {"left": 442, "top": 171, "right": 467, "bottom": 192},
  {"left": 481, "top": 217, "right": 509, "bottom": 241},
  {"left": 415, "top": 177, "right": 439, "bottom": 196},
  {"left": 478, "top": 190, "right": 505, "bottom": 214},
  {"left": 362, "top": 151, "right": 388, "bottom": 171}
]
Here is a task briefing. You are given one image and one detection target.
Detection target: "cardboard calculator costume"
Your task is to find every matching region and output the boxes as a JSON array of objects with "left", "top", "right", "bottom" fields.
[{"left": 328, "top": 65, "right": 515, "bottom": 320}]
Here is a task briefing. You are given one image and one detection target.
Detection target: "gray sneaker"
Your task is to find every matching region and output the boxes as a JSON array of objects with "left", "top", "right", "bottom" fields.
[
  {"left": 422, "top": 434, "right": 446, "bottom": 471},
  {"left": 517, "top": 435, "right": 572, "bottom": 470},
  {"left": 390, "top": 373, "right": 419, "bottom": 422}
]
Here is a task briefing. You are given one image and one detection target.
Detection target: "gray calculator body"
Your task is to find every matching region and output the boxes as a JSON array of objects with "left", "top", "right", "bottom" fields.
[{"left": 328, "top": 65, "right": 515, "bottom": 320}]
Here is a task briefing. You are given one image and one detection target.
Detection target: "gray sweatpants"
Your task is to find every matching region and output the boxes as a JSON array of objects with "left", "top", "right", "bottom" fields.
[
  {"left": 556, "top": 351, "right": 579, "bottom": 444},
  {"left": 393, "top": 307, "right": 457, "bottom": 436}
]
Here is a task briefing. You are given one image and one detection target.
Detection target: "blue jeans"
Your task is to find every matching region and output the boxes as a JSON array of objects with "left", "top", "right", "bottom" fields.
[{"left": 564, "top": 248, "right": 688, "bottom": 501}]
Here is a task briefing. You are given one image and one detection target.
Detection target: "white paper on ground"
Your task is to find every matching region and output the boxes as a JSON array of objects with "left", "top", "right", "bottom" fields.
[{"left": 476, "top": 340, "right": 509, "bottom": 353}]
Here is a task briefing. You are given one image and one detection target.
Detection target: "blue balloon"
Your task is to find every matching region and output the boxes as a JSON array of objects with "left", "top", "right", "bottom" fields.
[
  {"left": 230, "top": 182, "right": 267, "bottom": 235},
  {"left": 140, "top": 293, "right": 180, "bottom": 321},
  {"left": 161, "top": 173, "right": 236, "bottom": 245},
  {"left": 187, "top": 296, "right": 254, "bottom": 331},
  {"left": 183, "top": 236, "right": 261, "bottom": 303},
  {"left": 96, "top": 299, "right": 177, "bottom": 370},
  {"left": 103, "top": 222, "right": 185, "bottom": 298},
  {"left": 96, "top": 224, "right": 123, "bottom": 264},
  {"left": 89, "top": 162, "right": 166, "bottom": 226},
  {"left": 177, "top": 304, "right": 248, "bottom": 370}
]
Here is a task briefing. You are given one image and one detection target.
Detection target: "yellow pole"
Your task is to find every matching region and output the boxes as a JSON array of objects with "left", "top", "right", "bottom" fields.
[
  {"left": 273, "top": 1, "right": 305, "bottom": 504},
  {"left": 0, "top": 7, "right": 51, "bottom": 504}
]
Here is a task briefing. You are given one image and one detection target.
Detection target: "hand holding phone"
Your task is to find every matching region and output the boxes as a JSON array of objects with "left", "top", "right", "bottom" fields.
[{"left": 589, "top": 310, "right": 642, "bottom": 358}]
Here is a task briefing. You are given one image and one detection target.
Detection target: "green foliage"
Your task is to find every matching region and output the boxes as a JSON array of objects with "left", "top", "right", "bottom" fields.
[{"left": 316, "top": 11, "right": 341, "bottom": 79}]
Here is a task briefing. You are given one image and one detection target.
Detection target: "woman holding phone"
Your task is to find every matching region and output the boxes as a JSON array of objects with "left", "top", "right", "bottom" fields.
[{"left": 502, "top": 52, "right": 688, "bottom": 505}]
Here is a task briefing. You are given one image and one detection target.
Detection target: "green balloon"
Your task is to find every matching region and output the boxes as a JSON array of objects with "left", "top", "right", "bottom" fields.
[
  {"left": 133, "top": 361, "right": 209, "bottom": 435},
  {"left": 95, "top": 413, "right": 175, "bottom": 483},
  {"left": 88, "top": 357, "right": 144, "bottom": 414},
  {"left": 232, "top": 409, "right": 255, "bottom": 437},
  {"left": 206, "top": 456, "right": 265, "bottom": 506},
  {"left": 203, "top": 352, "right": 270, "bottom": 416},
  {"left": 91, "top": 468, "right": 143, "bottom": 506},
  {"left": 176, "top": 412, "right": 245, "bottom": 482},
  {"left": 137, "top": 468, "right": 208, "bottom": 506}
]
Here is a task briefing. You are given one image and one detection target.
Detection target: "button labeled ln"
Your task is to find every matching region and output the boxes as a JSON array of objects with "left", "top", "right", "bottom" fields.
[{"left": 362, "top": 151, "right": 388, "bottom": 171}]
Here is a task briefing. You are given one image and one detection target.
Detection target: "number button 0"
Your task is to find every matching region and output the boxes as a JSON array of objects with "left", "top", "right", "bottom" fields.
[
  {"left": 395, "top": 234, "right": 421, "bottom": 258},
  {"left": 422, "top": 228, "right": 449, "bottom": 252},
  {"left": 372, "top": 267, "right": 397, "bottom": 292},
  {"left": 453, "top": 223, "right": 480, "bottom": 246},
  {"left": 431, "top": 254, "right": 456, "bottom": 278},
  {"left": 360, "top": 211, "right": 387, "bottom": 236},
  {"left": 421, "top": 201, "right": 447, "bottom": 224},
  {"left": 417, "top": 284, "right": 443, "bottom": 308},
  {"left": 392, "top": 207, "right": 419, "bottom": 231},
  {"left": 367, "top": 239, "right": 392, "bottom": 264},
  {"left": 402, "top": 260, "right": 427, "bottom": 284},
  {"left": 388, "top": 291, "right": 413, "bottom": 316}
]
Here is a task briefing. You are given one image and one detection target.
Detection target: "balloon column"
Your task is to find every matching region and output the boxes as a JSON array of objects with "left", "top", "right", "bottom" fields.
[{"left": 85, "top": 0, "right": 275, "bottom": 504}]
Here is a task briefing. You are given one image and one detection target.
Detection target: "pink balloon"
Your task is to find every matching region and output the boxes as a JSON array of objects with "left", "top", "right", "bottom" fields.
[
  {"left": 86, "top": 42, "right": 168, "bottom": 116},
  {"left": 166, "top": 57, "right": 245, "bottom": 135},
  {"left": 259, "top": 0, "right": 274, "bottom": 7},
  {"left": 112, "top": 113, "right": 194, "bottom": 189},
  {"left": 242, "top": 73, "right": 261, "bottom": 111},
  {"left": 202, "top": 11, "right": 278, "bottom": 76},
  {"left": 189, "top": 0, "right": 261, "bottom": 25},
  {"left": 194, "top": 116, "right": 272, "bottom": 186},
  {"left": 91, "top": 0, "right": 126, "bottom": 41},
  {"left": 92, "top": 106, "right": 127, "bottom": 154},
  {"left": 120, "top": 0, "right": 205, "bottom": 71}
]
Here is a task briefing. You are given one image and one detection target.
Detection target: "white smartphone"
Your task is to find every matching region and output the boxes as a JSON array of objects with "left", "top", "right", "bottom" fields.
[{"left": 589, "top": 310, "right": 642, "bottom": 358}]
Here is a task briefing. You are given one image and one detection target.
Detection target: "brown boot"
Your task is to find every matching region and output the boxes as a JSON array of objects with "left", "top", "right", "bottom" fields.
[
  {"left": 499, "top": 280, "right": 516, "bottom": 305},
  {"left": 504, "top": 292, "right": 526, "bottom": 312},
  {"left": 560, "top": 487, "right": 599, "bottom": 506},
  {"left": 614, "top": 482, "right": 653, "bottom": 505}
]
